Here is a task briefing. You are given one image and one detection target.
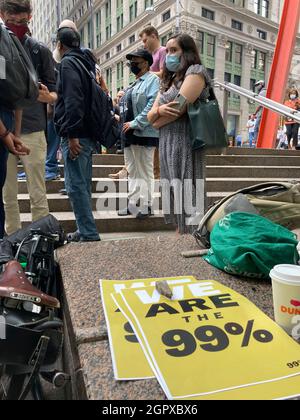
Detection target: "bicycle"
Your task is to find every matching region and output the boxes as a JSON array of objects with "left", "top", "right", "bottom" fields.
[{"left": 0, "top": 222, "right": 69, "bottom": 400}]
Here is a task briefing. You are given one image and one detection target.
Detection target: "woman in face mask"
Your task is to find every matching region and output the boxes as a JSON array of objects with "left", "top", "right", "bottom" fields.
[
  {"left": 117, "top": 49, "right": 160, "bottom": 220},
  {"left": 148, "top": 34, "right": 211, "bottom": 235},
  {"left": 284, "top": 88, "right": 300, "bottom": 150}
]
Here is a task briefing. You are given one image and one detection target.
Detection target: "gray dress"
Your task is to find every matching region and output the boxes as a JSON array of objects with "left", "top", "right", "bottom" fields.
[{"left": 159, "top": 65, "right": 210, "bottom": 234}]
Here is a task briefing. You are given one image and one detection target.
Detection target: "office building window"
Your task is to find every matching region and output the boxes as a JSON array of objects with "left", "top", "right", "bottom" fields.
[
  {"left": 207, "top": 35, "right": 216, "bottom": 57},
  {"left": 162, "top": 10, "right": 171, "bottom": 22},
  {"left": 225, "top": 42, "right": 233, "bottom": 62},
  {"left": 202, "top": 8, "right": 215, "bottom": 21},
  {"left": 254, "top": 0, "right": 269, "bottom": 18},
  {"left": 257, "top": 29, "right": 267, "bottom": 40},
  {"left": 232, "top": 20, "right": 243, "bottom": 31},
  {"left": 198, "top": 31, "right": 204, "bottom": 55},
  {"left": 129, "top": 34, "right": 135, "bottom": 44},
  {"left": 235, "top": 44, "right": 243, "bottom": 65}
]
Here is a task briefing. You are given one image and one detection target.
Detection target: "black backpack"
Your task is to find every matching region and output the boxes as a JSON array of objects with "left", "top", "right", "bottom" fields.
[
  {"left": 0, "top": 24, "right": 39, "bottom": 109},
  {"left": 70, "top": 57, "right": 121, "bottom": 149}
]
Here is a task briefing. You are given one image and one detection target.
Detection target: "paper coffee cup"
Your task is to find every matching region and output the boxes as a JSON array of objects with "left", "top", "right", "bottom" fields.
[{"left": 270, "top": 265, "right": 300, "bottom": 336}]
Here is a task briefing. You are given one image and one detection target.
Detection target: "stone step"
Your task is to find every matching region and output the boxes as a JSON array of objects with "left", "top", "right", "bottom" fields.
[
  {"left": 222, "top": 147, "right": 300, "bottom": 156},
  {"left": 20, "top": 212, "right": 174, "bottom": 234},
  {"left": 206, "top": 178, "right": 300, "bottom": 192},
  {"left": 207, "top": 166, "right": 300, "bottom": 178},
  {"left": 49, "top": 164, "right": 298, "bottom": 179},
  {"left": 16, "top": 190, "right": 235, "bottom": 215},
  {"left": 91, "top": 153, "right": 300, "bottom": 167},
  {"left": 206, "top": 155, "right": 300, "bottom": 166},
  {"left": 17, "top": 193, "right": 162, "bottom": 213},
  {"left": 18, "top": 176, "right": 300, "bottom": 196},
  {"left": 92, "top": 154, "right": 125, "bottom": 166}
]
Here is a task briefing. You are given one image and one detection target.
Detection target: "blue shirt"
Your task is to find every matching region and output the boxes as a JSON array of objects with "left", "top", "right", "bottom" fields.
[{"left": 129, "top": 72, "right": 160, "bottom": 138}]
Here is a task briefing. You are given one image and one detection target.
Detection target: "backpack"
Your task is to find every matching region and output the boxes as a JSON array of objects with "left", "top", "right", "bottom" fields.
[
  {"left": 71, "top": 57, "right": 121, "bottom": 149},
  {"left": 194, "top": 181, "right": 300, "bottom": 248},
  {"left": 24, "top": 36, "right": 43, "bottom": 80},
  {"left": 203, "top": 212, "right": 299, "bottom": 280},
  {"left": 0, "top": 24, "right": 39, "bottom": 109}
]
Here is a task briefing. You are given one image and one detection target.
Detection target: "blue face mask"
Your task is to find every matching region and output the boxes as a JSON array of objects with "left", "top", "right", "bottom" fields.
[{"left": 166, "top": 55, "right": 181, "bottom": 72}]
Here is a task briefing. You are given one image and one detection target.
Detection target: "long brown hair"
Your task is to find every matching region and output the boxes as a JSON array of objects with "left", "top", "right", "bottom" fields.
[{"left": 161, "top": 33, "right": 202, "bottom": 91}]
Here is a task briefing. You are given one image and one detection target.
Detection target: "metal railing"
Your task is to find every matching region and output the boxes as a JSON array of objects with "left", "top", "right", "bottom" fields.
[{"left": 214, "top": 81, "right": 300, "bottom": 124}]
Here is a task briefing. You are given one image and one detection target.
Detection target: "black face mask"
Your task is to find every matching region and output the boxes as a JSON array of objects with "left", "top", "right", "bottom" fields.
[{"left": 130, "top": 62, "right": 142, "bottom": 75}]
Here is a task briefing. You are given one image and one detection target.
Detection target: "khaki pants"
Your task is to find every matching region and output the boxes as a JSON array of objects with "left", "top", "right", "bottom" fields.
[
  {"left": 3, "top": 131, "right": 49, "bottom": 235},
  {"left": 125, "top": 145, "right": 155, "bottom": 209}
]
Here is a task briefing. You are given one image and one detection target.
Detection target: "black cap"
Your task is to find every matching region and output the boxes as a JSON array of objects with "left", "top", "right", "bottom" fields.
[
  {"left": 126, "top": 49, "right": 153, "bottom": 67},
  {"left": 57, "top": 27, "right": 81, "bottom": 48}
]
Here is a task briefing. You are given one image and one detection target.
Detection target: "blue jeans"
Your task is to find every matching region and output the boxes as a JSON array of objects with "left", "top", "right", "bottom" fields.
[
  {"left": 46, "top": 119, "right": 61, "bottom": 176},
  {"left": 249, "top": 132, "right": 255, "bottom": 148},
  {"left": 0, "top": 108, "right": 13, "bottom": 239},
  {"left": 61, "top": 138, "right": 99, "bottom": 240}
]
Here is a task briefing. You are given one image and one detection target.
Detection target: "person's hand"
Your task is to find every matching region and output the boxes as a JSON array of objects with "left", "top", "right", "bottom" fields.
[
  {"left": 38, "top": 83, "right": 50, "bottom": 102},
  {"left": 123, "top": 122, "right": 132, "bottom": 133},
  {"left": 157, "top": 103, "right": 181, "bottom": 118},
  {"left": 68, "top": 138, "right": 82, "bottom": 160},
  {"left": 2, "top": 133, "right": 30, "bottom": 156}
]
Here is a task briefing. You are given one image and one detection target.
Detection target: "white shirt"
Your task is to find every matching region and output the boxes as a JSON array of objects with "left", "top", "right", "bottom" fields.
[{"left": 247, "top": 119, "right": 256, "bottom": 133}]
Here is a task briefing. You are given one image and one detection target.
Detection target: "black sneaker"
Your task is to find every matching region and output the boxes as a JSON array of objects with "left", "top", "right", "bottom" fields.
[
  {"left": 136, "top": 207, "right": 152, "bottom": 220},
  {"left": 67, "top": 232, "right": 101, "bottom": 243}
]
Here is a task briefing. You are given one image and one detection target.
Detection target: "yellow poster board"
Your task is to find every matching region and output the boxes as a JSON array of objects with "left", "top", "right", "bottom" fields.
[
  {"left": 100, "top": 277, "right": 197, "bottom": 380},
  {"left": 114, "top": 279, "right": 300, "bottom": 400}
]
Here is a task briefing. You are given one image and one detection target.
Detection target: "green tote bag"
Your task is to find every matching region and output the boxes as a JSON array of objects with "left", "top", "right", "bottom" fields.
[{"left": 188, "top": 88, "right": 229, "bottom": 150}]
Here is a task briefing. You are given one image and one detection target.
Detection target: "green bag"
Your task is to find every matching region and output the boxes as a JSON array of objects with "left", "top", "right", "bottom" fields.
[
  {"left": 204, "top": 212, "right": 299, "bottom": 279},
  {"left": 188, "top": 88, "right": 228, "bottom": 150}
]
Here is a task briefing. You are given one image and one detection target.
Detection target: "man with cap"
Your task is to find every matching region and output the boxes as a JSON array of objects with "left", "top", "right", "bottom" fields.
[
  {"left": 253, "top": 80, "right": 267, "bottom": 144},
  {"left": 118, "top": 49, "right": 160, "bottom": 219},
  {"left": 54, "top": 27, "right": 100, "bottom": 242}
]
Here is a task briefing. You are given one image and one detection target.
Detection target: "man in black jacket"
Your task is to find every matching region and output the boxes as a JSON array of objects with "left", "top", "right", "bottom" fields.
[
  {"left": 0, "top": 0, "right": 57, "bottom": 235},
  {"left": 54, "top": 28, "right": 100, "bottom": 242}
]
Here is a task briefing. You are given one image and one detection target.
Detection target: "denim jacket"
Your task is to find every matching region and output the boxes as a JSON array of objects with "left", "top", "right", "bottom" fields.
[{"left": 129, "top": 72, "right": 160, "bottom": 138}]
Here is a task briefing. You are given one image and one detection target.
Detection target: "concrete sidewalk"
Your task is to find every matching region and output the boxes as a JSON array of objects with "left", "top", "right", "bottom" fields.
[{"left": 57, "top": 232, "right": 279, "bottom": 400}]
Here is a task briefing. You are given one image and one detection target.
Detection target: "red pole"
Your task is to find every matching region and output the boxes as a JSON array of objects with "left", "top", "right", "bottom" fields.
[{"left": 257, "top": 0, "right": 300, "bottom": 149}]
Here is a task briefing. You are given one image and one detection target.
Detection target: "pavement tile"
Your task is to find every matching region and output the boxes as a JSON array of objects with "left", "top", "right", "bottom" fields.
[{"left": 77, "top": 340, "right": 165, "bottom": 400}]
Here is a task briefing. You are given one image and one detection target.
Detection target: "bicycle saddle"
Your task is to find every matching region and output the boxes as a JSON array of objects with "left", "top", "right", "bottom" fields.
[{"left": 0, "top": 261, "right": 60, "bottom": 309}]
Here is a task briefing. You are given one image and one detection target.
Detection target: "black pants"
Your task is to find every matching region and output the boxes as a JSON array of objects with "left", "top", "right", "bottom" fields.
[{"left": 286, "top": 123, "right": 299, "bottom": 148}]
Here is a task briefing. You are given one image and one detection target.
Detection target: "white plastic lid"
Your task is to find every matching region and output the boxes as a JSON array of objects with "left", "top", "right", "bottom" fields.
[{"left": 270, "top": 265, "right": 300, "bottom": 285}]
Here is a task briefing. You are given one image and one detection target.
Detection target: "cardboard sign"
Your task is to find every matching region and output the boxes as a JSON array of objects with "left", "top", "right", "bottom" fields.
[
  {"left": 100, "top": 277, "right": 197, "bottom": 380},
  {"left": 114, "top": 280, "right": 300, "bottom": 400}
]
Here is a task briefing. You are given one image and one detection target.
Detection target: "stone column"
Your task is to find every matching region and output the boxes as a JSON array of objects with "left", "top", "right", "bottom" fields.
[
  {"left": 214, "top": 34, "right": 228, "bottom": 113},
  {"left": 265, "top": 51, "right": 274, "bottom": 83},
  {"left": 240, "top": 43, "right": 255, "bottom": 142},
  {"left": 111, "top": 0, "right": 117, "bottom": 37},
  {"left": 112, "top": 65, "right": 117, "bottom": 98},
  {"left": 123, "top": 0, "right": 130, "bottom": 27}
]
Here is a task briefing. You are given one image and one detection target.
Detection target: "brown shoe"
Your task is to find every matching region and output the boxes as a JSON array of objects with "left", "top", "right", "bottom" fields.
[{"left": 109, "top": 168, "right": 128, "bottom": 179}]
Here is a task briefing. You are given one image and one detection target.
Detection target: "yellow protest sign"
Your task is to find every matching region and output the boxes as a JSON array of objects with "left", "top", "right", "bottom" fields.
[
  {"left": 100, "top": 277, "right": 197, "bottom": 380},
  {"left": 115, "top": 280, "right": 300, "bottom": 400}
]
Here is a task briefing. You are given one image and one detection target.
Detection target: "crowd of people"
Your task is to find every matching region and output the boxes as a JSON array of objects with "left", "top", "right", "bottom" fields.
[
  {"left": 1, "top": 0, "right": 298, "bottom": 244},
  {"left": 244, "top": 82, "right": 300, "bottom": 149}
]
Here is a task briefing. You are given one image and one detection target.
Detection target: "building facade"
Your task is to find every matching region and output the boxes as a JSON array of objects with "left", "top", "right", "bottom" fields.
[{"left": 31, "top": 0, "right": 300, "bottom": 139}]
